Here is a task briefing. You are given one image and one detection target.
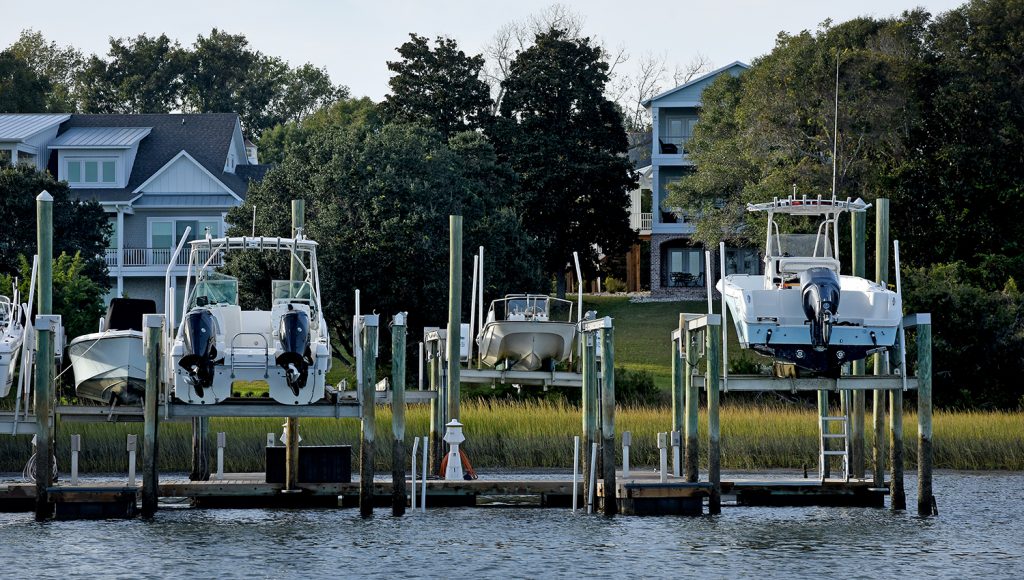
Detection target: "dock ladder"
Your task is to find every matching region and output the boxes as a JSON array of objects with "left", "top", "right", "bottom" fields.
[{"left": 819, "top": 414, "right": 850, "bottom": 482}]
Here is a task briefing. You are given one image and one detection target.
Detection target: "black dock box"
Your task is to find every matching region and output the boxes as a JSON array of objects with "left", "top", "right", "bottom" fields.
[{"left": 265, "top": 445, "right": 352, "bottom": 483}]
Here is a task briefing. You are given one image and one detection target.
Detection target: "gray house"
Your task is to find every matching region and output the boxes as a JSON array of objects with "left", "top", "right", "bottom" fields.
[
  {"left": 0, "top": 112, "right": 269, "bottom": 312},
  {"left": 640, "top": 62, "right": 759, "bottom": 296}
]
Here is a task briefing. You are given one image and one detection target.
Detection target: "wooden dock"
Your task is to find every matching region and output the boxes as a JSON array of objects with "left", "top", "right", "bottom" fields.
[{"left": 0, "top": 473, "right": 887, "bottom": 515}]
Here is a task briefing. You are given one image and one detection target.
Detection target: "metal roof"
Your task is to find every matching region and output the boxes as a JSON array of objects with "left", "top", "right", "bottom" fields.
[
  {"left": 0, "top": 114, "right": 71, "bottom": 141},
  {"left": 48, "top": 126, "right": 152, "bottom": 149}
]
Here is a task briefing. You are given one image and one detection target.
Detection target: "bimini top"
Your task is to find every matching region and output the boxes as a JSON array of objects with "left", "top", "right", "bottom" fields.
[
  {"left": 748, "top": 195, "right": 871, "bottom": 215},
  {"left": 188, "top": 236, "right": 319, "bottom": 252}
]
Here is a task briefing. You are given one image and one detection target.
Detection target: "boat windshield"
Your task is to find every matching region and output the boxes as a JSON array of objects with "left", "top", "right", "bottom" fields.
[
  {"left": 272, "top": 280, "right": 314, "bottom": 303},
  {"left": 771, "top": 234, "right": 833, "bottom": 258},
  {"left": 493, "top": 295, "right": 574, "bottom": 323},
  {"left": 189, "top": 271, "right": 239, "bottom": 307}
]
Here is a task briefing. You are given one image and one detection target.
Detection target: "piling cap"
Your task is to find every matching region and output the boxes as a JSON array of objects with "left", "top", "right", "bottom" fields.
[
  {"left": 443, "top": 420, "right": 465, "bottom": 445},
  {"left": 37, "top": 190, "right": 53, "bottom": 202}
]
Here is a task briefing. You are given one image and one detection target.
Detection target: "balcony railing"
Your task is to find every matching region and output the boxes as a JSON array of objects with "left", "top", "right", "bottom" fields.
[
  {"left": 657, "top": 135, "right": 692, "bottom": 155},
  {"left": 105, "top": 247, "right": 223, "bottom": 269},
  {"left": 630, "top": 212, "right": 653, "bottom": 233}
]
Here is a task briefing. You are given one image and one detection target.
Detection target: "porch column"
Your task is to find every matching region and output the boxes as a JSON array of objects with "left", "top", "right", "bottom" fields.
[{"left": 116, "top": 206, "right": 125, "bottom": 297}]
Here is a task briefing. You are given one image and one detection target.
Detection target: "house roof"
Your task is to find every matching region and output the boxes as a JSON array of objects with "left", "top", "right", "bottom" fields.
[
  {"left": 0, "top": 114, "right": 71, "bottom": 142},
  {"left": 49, "top": 126, "right": 152, "bottom": 149},
  {"left": 56, "top": 113, "right": 250, "bottom": 203},
  {"left": 641, "top": 61, "right": 750, "bottom": 107}
]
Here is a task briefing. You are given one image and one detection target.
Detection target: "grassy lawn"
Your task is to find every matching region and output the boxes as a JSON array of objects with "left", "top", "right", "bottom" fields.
[{"left": 579, "top": 295, "right": 758, "bottom": 391}]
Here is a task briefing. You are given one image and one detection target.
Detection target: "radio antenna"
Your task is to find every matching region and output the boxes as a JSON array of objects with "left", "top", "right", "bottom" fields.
[{"left": 831, "top": 51, "right": 840, "bottom": 197}]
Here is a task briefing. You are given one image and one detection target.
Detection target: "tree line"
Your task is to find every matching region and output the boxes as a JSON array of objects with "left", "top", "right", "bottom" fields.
[{"left": 666, "top": 0, "right": 1024, "bottom": 408}]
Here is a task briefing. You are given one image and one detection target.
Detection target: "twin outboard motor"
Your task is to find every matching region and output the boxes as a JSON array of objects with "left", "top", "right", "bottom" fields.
[
  {"left": 800, "top": 267, "right": 841, "bottom": 348},
  {"left": 179, "top": 309, "right": 219, "bottom": 397},
  {"left": 276, "top": 304, "right": 312, "bottom": 396}
]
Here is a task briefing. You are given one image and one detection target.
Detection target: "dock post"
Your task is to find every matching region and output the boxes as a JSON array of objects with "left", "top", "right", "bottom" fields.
[
  {"left": 683, "top": 322, "right": 699, "bottom": 483},
  {"left": 706, "top": 317, "right": 722, "bottom": 514},
  {"left": 285, "top": 199, "right": 305, "bottom": 492},
  {"left": 600, "top": 325, "right": 617, "bottom": 516},
  {"left": 70, "top": 435, "right": 81, "bottom": 486},
  {"left": 446, "top": 216, "right": 462, "bottom": 425},
  {"left": 889, "top": 386, "right": 906, "bottom": 510},
  {"left": 850, "top": 210, "right": 867, "bottom": 478},
  {"left": 391, "top": 312, "right": 407, "bottom": 516},
  {"left": 359, "top": 316, "right": 379, "bottom": 517},
  {"left": 34, "top": 190, "right": 54, "bottom": 521},
  {"left": 428, "top": 340, "right": 439, "bottom": 473},
  {"left": 127, "top": 434, "right": 138, "bottom": 486},
  {"left": 873, "top": 198, "right": 890, "bottom": 486},
  {"left": 142, "top": 313, "right": 163, "bottom": 517},
  {"left": 671, "top": 315, "right": 684, "bottom": 441},
  {"left": 190, "top": 418, "right": 210, "bottom": 480},
  {"left": 581, "top": 327, "right": 598, "bottom": 511},
  {"left": 916, "top": 316, "right": 936, "bottom": 516}
]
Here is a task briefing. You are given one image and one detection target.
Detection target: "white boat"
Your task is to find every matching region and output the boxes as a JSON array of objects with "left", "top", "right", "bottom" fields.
[
  {"left": 68, "top": 298, "right": 156, "bottom": 405},
  {"left": 476, "top": 294, "right": 577, "bottom": 371},
  {"left": 716, "top": 196, "right": 902, "bottom": 376},
  {"left": 0, "top": 294, "right": 26, "bottom": 397},
  {"left": 171, "top": 236, "right": 331, "bottom": 405}
]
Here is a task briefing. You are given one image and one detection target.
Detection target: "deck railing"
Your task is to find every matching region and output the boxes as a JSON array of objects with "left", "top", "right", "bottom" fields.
[{"left": 105, "top": 247, "right": 222, "bottom": 268}]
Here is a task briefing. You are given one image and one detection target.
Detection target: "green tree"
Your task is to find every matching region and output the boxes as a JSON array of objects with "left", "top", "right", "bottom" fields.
[
  {"left": 225, "top": 123, "right": 540, "bottom": 359},
  {"left": 7, "top": 29, "right": 83, "bottom": 112},
  {"left": 666, "top": 13, "right": 928, "bottom": 251},
  {"left": 382, "top": 34, "right": 493, "bottom": 139},
  {"left": 1, "top": 253, "right": 105, "bottom": 343},
  {"left": 77, "top": 33, "right": 187, "bottom": 113},
  {"left": 0, "top": 165, "right": 110, "bottom": 289},
  {"left": 492, "top": 28, "right": 636, "bottom": 294},
  {"left": 0, "top": 49, "right": 50, "bottom": 113},
  {"left": 257, "top": 96, "right": 378, "bottom": 165}
]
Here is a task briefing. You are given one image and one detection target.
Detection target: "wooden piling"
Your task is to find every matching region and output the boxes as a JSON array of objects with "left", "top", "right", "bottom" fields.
[
  {"left": 916, "top": 318, "right": 935, "bottom": 516},
  {"left": 684, "top": 322, "right": 699, "bottom": 483},
  {"left": 600, "top": 327, "right": 617, "bottom": 516},
  {"left": 285, "top": 199, "right": 305, "bottom": 492},
  {"left": 706, "top": 317, "right": 722, "bottom": 514},
  {"left": 428, "top": 340, "right": 440, "bottom": 474},
  {"left": 391, "top": 313, "right": 407, "bottom": 516},
  {"left": 873, "top": 198, "right": 890, "bottom": 485},
  {"left": 142, "top": 314, "right": 163, "bottom": 517},
  {"left": 190, "top": 418, "right": 210, "bottom": 481},
  {"left": 34, "top": 191, "right": 54, "bottom": 521},
  {"left": 359, "top": 317, "right": 378, "bottom": 517},
  {"left": 671, "top": 315, "right": 684, "bottom": 441},
  {"left": 850, "top": 210, "right": 866, "bottom": 478},
  {"left": 581, "top": 328, "right": 597, "bottom": 511},
  {"left": 446, "top": 215, "right": 462, "bottom": 424},
  {"left": 889, "top": 388, "right": 906, "bottom": 510}
]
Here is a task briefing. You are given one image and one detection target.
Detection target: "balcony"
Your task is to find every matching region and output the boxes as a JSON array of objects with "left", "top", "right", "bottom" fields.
[
  {"left": 105, "top": 247, "right": 223, "bottom": 269},
  {"left": 630, "top": 211, "right": 653, "bottom": 234}
]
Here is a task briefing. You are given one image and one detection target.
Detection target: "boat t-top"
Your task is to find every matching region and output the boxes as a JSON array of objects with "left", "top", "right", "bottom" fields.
[
  {"left": 476, "top": 294, "right": 577, "bottom": 371},
  {"left": 716, "top": 195, "right": 902, "bottom": 376},
  {"left": 171, "top": 235, "right": 331, "bottom": 405}
]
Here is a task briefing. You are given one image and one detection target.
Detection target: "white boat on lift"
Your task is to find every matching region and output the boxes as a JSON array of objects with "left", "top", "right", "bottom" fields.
[
  {"left": 171, "top": 235, "right": 331, "bottom": 405},
  {"left": 476, "top": 294, "right": 577, "bottom": 371},
  {"left": 0, "top": 293, "right": 26, "bottom": 397},
  {"left": 716, "top": 195, "right": 902, "bottom": 376},
  {"left": 68, "top": 298, "right": 156, "bottom": 404}
]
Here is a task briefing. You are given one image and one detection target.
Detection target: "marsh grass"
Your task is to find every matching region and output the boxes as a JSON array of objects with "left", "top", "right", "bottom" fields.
[{"left": 1, "top": 401, "right": 1019, "bottom": 474}]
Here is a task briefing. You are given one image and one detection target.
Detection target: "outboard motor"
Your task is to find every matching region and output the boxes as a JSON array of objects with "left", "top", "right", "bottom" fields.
[
  {"left": 276, "top": 304, "right": 312, "bottom": 396},
  {"left": 178, "top": 309, "right": 219, "bottom": 397},
  {"left": 799, "top": 267, "right": 841, "bottom": 348}
]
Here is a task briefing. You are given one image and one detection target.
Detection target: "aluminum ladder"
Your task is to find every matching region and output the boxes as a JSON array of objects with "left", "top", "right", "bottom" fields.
[{"left": 819, "top": 413, "right": 850, "bottom": 482}]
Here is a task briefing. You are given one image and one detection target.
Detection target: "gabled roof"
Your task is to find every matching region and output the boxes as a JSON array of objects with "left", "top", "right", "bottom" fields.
[
  {"left": 131, "top": 150, "right": 240, "bottom": 199},
  {"left": 49, "top": 126, "right": 152, "bottom": 149},
  {"left": 56, "top": 113, "right": 250, "bottom": 203},
  {"left": 0, "top": 114, "right": 71, "bottom": 141},
  {"left": 641, "top": 61, "right": 750, "bottom": 107}
]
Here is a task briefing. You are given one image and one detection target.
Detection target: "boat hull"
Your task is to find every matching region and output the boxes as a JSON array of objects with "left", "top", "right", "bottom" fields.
[
  {"left": 478, "top": 321, "right": 576, "bottom": 371},
  {"left": 69, "top": 331, "right": 146, "bottom": 404},
  {"left": 0, "top": 332, "right": 23, "bottom": 398},
  {"left": 718, "top": 274, "right": 902, "bottom": 375}
]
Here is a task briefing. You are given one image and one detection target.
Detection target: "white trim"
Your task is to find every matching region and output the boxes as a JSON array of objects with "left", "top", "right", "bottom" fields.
[
  {"left": 147, "top": 216, "right": 224, "bottom": 249},
  {"left": 132, "top": 150, "right": 241, "bottom": 201},
  {"left": 64, "top": 155, "right": 120, "bottom": 188}
]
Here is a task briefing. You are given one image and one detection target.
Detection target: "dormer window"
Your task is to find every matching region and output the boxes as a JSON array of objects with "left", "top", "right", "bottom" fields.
[{"left": 66, "top": 158, "right": 117, "bottom": 186}]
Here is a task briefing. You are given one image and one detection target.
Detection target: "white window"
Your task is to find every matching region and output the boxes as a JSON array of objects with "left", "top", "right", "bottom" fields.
[
  {"left": 149, "top": 218, "right": 222, "bottom": 249},
  {"left": 65, "top": 158, "right": 117, "bottom": 186}
]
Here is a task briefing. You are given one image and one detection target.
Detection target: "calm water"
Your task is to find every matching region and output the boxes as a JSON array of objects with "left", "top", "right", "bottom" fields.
[{"left": 1, "top": 470, "right": 1021, "bottom": 579}]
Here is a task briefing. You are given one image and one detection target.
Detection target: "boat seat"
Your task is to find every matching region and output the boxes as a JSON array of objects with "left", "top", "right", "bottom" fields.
[{"left": 777, "top": 257, "right": 840, "bottom": 275}]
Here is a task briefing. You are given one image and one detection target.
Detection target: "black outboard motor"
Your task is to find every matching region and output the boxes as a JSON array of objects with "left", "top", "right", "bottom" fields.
[
  {"left": 178, "top": 309, "right": 219, "bottom": 397},
  {"left": 276, "top": 304, "right": 312, "bottom": 396},
  {"left": 799, "top": 267, "right": 841, "bottom": 348}
]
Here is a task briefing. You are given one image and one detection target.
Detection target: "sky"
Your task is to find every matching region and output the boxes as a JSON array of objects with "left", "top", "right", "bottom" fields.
[{"left": 4, "top": 0, "right": 966, "bottom": 101}]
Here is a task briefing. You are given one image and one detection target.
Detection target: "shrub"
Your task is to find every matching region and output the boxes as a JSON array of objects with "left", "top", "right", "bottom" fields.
[{"left": 604, "top": 276, "right": 627, "bottom": 293}]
